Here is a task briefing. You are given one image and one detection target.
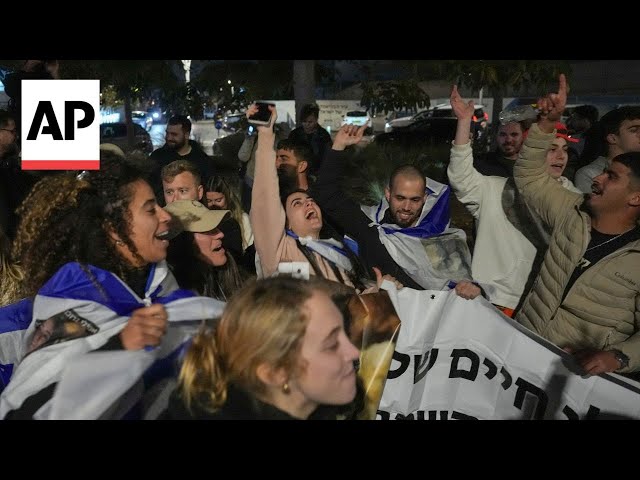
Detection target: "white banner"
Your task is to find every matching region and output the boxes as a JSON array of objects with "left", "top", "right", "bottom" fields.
[{"left": 378, "top": 288, "right": 640, "bottom": 420}]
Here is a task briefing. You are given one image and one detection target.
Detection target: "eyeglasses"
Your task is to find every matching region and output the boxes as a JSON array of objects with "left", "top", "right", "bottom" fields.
[{"left": 0, "top": 128, "right": 17, "bottom": 135}]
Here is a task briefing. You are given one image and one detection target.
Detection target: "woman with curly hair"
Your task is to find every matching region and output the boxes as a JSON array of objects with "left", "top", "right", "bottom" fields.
[
  {"left": 0, "top": 226, "right": 23, "bottom": 307},
  {"left": 163, "top": 275, "right": 363, "bottom": 420},
  {"left": 0, "top": 152, "right": 189, "bottom": 419}
]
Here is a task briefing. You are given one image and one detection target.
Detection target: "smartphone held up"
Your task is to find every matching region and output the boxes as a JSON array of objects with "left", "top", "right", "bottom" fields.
[{"left": 248, "top": 102, "right": 276, "bottom": 126}]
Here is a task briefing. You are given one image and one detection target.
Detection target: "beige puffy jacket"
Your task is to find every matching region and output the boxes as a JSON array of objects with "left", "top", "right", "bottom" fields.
[{"left": 514, "top": 124, "right": 640, "bottom": 372}]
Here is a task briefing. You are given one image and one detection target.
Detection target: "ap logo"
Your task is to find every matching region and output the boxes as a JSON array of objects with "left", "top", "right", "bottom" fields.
[{"left": 21, "top": 80, "right": 100, "bottom": 170}]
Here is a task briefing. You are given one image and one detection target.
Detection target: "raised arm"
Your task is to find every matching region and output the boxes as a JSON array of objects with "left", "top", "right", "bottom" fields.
[
  {"left": 249, "top": 104, "right": 287, "bottom": 276},
  {"left": 447, "top": 85, "right": 487, "bottom": 218},
  {"left": 312, "top": 123, "right": 367, "bottom": 218},
  {"left": 513, "top": 74, "right": 583, "bottom": 229}
]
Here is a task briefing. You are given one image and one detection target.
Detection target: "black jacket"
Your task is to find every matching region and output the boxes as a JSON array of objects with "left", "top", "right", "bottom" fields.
[{"left": 162, "top": 383, "right": 363, "bottom": 420}]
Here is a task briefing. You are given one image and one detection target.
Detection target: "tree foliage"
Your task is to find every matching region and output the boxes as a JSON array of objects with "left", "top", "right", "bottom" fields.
[
  {"left": 60, "top": 60, "right": 179, "bottom": 147},
  {"left": 360, "top": 79, "right": 430, "bottom": 115},
  {"left": 434, "top": 60, "right": 572, "bottom": 125}
]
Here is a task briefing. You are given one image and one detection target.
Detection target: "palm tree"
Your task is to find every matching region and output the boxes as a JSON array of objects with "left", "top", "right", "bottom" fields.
[{"left": 293, "top": 60, "right": 316, "bottom": 126}]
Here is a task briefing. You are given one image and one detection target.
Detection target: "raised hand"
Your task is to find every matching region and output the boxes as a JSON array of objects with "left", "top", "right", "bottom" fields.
[
  {"left": 120, "top": 303, "right": 168, "bottom": 350},
  {"left": 537, "top": 74, "right": 568, "bottom": 123},
  {"left": 450, "top": 85, "right": 475, "bottom": 120},
  {"left": 332, "top": 124, "right": 367, "bottom": 151},
  {"left": 246, "top": 103, "right": 277, "bottom": 134},
  {"left": 572, "top": 348, "right": 621, "bottom": 376}
]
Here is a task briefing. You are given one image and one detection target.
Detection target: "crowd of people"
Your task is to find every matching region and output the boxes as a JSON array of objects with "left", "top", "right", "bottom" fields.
[{"left": 0, "top": 64, "right": 639, "bottom": 419}]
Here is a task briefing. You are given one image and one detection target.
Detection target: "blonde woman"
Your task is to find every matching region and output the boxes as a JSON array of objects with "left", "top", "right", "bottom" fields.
[
  {"left": 164, "top": 276, "right": 363, "bottom": 420},
  {"left": 204, "top": 175, "right": 253, "bottom": 252}
]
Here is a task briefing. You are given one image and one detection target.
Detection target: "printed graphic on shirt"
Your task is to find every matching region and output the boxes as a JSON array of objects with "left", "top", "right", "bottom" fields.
[{"left": 27, "top": 309, "right": 99, "bottom": 354}]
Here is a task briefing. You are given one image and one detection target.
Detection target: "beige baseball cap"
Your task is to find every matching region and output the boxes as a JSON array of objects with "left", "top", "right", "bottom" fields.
[
  {"left": 99, "top": 143, "right": 126, "bottom": 157},
  {"left": 164, "top": 200, "right": 230, "bottom": 233}
]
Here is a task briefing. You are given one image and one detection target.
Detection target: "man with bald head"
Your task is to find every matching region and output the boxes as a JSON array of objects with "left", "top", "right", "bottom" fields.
[
  {"left": 384, "top": 165, "right": 427, "bottom": 228},
  {"left": 312, "top": 125, "right": 478, "bottom": 296}
]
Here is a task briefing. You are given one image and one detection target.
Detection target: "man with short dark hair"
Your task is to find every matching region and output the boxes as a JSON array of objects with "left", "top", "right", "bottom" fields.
[
  {"left": 473, "top": 120, "right": 528, "bottom": 177},
  {"left": 515, "top": 75, "right": 640, "bottom": 375},
  {"left": 574, "top": 106, "right": 640, "bottom": 193},
  {"left": 275, "top": 139, "right": 314, "bottom": 193},
  {"left": 149, "top": 115, "right": 212, "bottom": 204}
]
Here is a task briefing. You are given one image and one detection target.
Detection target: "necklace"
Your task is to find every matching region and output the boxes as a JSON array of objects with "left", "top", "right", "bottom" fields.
[{"left": 585, "top": 227, "right": 635, "bottom": 253}]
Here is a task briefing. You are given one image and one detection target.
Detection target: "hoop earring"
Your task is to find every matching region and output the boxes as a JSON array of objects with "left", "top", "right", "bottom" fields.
[{"left": 282, "top": 382, "right": 290, "bottom": 394}]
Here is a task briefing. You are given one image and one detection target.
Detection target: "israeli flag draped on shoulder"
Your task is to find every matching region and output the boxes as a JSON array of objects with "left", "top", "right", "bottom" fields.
[
  {"left": 361, "top": 177, "right": 473, "bottom": 290},
  {"left": 0, "top": 261, "right": 225, "bottom": 419},
  {"left": 254, "top": 231, "right": 358, "bottom": 280},
  {"left": 286, "top": 230, "right": 354, "bottom": 272},
  {"left": 0, "top": 298, "right": 34, "bottom": 391}
]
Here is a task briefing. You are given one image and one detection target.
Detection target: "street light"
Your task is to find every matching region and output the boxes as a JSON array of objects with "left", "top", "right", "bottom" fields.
[{"left": 227, "top": 79, "right": 234, "bottom": 96}]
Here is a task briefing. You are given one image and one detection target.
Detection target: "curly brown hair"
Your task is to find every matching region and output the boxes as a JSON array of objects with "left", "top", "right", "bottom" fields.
[
  {"left": 13, "top": 152, "right": 153, "bottom": 297},
  {"left": 0, "top": 226, "right": 23, "bottom": 306}
]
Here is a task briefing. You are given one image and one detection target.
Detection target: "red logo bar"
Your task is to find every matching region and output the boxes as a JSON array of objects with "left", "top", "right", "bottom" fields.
[{"left": 21, "top": 160, "right": 100, "bottom": 170}]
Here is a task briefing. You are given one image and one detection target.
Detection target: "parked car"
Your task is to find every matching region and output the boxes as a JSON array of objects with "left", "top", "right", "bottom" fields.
[
  {"left": 131, "top": 111, "right": 153, "bottom": 131},
  {"left": 375, "top": 115, "right": 489, "bottom": 152},
  {"left": 384, "top": 109, "right": 431, "bottom": 132},
  {"left": 375, "top": 117, "right": 459, "bottom": 148},
  {"left": 100, "top": 122, "right": 153, "bottom": 155},
  {"left": 431, "top": 103, "right": 489, "bottom": 139},
  {"left": 342, "top": 110, "right": 373, "bottom": 134}
]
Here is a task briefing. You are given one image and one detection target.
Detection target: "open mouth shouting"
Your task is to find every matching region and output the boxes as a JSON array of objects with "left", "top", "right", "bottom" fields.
[
  {"left": 154, "top": 229, "right": 171, "bottom": 244},
  {"left": 549, "top": 162, "right": 566, "bottom": 176}
]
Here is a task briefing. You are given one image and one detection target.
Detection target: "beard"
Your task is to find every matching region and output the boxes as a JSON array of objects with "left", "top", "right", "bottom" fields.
[
  {"left": 277, "top": 164, "right": 299, "bottom": 194},
  {"left": 390, "top": 210, "right": 420, "bottom": 228},
  {"left": 581, "top": 193, "right": 595, "bottom": 216},
  {"left": 167, "top": 137, "right": 187, "bottom": 150}
]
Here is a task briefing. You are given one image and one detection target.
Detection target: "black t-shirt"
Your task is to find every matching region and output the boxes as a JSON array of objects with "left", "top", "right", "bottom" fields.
[
  {"left": 562, "top": 226, "right": 640, "bottom": 301},
  {"left": 473, "top": 151, "right": 514, "bottom": 178}
]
